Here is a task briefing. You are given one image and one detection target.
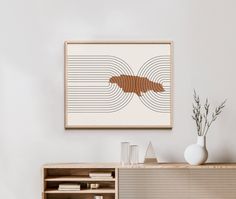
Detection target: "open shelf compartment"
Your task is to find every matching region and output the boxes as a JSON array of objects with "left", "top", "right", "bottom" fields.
[{"left": 42, "top": 166, "right": 118, "bottom": 199}]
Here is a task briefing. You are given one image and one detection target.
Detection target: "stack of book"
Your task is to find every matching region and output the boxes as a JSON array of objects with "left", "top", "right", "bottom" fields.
[
  {"left": 89, "top": 172, "right": 113, "bottom": 179},
  {"left": 58, "top": 183, "right": 81, "bottom": 191}
]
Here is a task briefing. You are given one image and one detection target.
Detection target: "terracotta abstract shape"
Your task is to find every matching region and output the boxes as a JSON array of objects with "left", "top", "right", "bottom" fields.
[{"left": 109, "top": 75, "right": 165, "bottom": 96}]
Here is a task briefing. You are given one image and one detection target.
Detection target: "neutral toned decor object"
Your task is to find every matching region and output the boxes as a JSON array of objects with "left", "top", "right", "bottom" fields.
[
  {"left": 89, "top": 172, "right": 113, "bottom": 179},
  {"left": 144, "top": 142, "right": 158, "bottom": 164},
  {"left": 191, "top": 90, "right": 226, "bottom": 137},
  {"left": 94, "top": 196, "right": 103, "bottom": 199},
  {"left": 90, "top": 183, "right": 100, "bottom": 189},
  {"left": 184, "top": 135, "right": 208, "bottom": 165},
  {"left": 64, "top": 41, "right": 173, "bottom": 129},
  {"left": 129, "top": 145, "right": 139, "bottom": 165},
  {"left": 58, "top": 183, "right": 81, "bottom": 191},
  {"left": 121, "top": 142, "right": 130, "bottom": 166},
  {"left": 42, "top": 163, "right": 236, "bottom": 199},
  {"left": 185, "top": 91, "right": 226, "bottom": 165}
]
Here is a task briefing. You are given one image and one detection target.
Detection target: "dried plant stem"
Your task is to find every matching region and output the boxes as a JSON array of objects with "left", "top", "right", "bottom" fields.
[{"left": 192, "top": 90, "right": 226, "bottom": 136}]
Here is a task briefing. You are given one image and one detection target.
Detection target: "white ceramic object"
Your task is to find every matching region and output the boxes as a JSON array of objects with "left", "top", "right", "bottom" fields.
[
  {"left": 184, "top": 136, "right": 208, "bottom": 165},
  {"left": 130, "top": 145, "right": 139, "bottom": 165},
  {"left": 121, "top": 142, "right": 130, "bottom": 166}
]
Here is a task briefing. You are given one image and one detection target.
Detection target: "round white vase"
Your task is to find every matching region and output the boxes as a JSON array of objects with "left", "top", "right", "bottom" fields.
[{"left": 184, "top": 136, "right": 208, "bottom": 165}]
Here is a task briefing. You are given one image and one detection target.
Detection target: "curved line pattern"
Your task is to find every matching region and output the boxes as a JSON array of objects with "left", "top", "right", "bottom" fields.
[
  {"left": 137, "top": 55, "right": 171, "bottom": 113},
  {"left": 67, "top": 55, "right": 134, "bottom": 113}
]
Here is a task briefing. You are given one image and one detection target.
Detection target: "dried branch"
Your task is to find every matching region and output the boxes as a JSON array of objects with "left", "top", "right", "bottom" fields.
[{"left": 192, "top": 90, "right": 226, "bottom": 136}]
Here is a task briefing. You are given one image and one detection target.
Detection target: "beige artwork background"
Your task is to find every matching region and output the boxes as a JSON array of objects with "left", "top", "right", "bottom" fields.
[{"left": 65, "top": 42, "right": 173, "bottom": 128}]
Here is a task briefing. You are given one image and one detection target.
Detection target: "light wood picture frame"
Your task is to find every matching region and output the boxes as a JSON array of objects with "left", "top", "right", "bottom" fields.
[{"left": 65, "top": 41, "right": 173, "bottom": 129}]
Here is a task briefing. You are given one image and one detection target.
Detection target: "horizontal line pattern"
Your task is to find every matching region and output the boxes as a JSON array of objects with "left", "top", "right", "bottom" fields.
[
  {"left": 66, "top": 55, "right": 134, "bottom": 113},
  {"left": 119, "top": 169, "right": 236, "bottom": 199}
]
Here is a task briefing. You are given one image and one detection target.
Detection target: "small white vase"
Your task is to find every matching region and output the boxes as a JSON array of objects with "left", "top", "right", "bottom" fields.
[{"left": 184, "top": 136, "right": 208, "bottom": 165}]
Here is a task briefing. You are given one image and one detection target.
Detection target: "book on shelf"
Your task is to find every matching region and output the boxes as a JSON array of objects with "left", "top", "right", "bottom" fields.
[
  {"left": 58, "top": 188, "right": 81, "bottom": 191},
  {"left": 89, "top": 172, "right": 113, "bottom": 178},
  {"left": 58, "top": 183, "right": 81, "bottom": 191},
  {"left": 89, "top": 176, "right": 114, "bottom": 179}
]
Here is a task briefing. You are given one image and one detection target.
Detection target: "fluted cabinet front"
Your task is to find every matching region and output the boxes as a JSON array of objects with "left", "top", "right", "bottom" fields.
[{"left": 119, "top": 168, "right": 236, "bottom": 199}]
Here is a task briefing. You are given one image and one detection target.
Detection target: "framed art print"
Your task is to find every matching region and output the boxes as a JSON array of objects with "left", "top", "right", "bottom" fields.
[{"left": 64, "top": 41, "right": 173, "bottom": 129}]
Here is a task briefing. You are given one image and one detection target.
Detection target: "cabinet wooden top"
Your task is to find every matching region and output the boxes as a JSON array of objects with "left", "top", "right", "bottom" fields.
[{"left": 42, "top": 163, "right": 236, "bottom": 169}]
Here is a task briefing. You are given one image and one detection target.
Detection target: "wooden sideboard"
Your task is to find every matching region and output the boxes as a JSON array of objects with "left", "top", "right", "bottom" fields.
[{"left": 42, "top": 163, "right": 236, "bottom": 199}]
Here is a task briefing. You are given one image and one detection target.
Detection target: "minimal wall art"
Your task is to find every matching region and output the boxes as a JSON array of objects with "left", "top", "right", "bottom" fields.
[{"left": 65, "top": 41, "right": 173, "bottom": 129}]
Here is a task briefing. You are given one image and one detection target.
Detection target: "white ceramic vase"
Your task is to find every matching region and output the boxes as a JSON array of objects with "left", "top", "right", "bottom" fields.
[{"left": 184, "top": 136, "right": 208, "bottom": 165}]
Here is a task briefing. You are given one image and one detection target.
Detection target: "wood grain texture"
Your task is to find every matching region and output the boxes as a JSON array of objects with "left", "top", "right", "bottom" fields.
[
  {"left": 45, "top": 176, "right": 115, "bottom": 182},
  {"left": 42, "top": 163, "right": 236, "bottom": 199},
  {"left": 115, "top": 168, "right": 118, "bottom": 199},
  {"left": 46, "top": 193, "right": 115, "bottom": 199},
  {"left": 42, "top": 164, "right": 117, "bottom": 199},
  {"left": 43, "top": 163, "right": 119, "bottom": 168},
  {"left": 45, "top": 188, "right": 115, "bottom": 194},
  {"left": 43, "top": 163, "right": 236, "bottom": 169}
]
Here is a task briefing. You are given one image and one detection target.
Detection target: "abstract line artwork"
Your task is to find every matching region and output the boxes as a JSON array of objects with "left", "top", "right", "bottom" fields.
[{"left": 65, "top": 42, "right": 173, "bottom": 129}]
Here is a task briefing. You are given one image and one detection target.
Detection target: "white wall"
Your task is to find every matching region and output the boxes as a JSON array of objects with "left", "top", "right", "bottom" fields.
[{"left": 0, "top": 0, "right": 236, "bottom": 198}]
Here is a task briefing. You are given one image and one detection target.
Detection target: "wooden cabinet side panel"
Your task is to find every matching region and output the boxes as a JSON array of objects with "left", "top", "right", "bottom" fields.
[{"left": 42, "top": 168, "right": 46, "bottom": 199}]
